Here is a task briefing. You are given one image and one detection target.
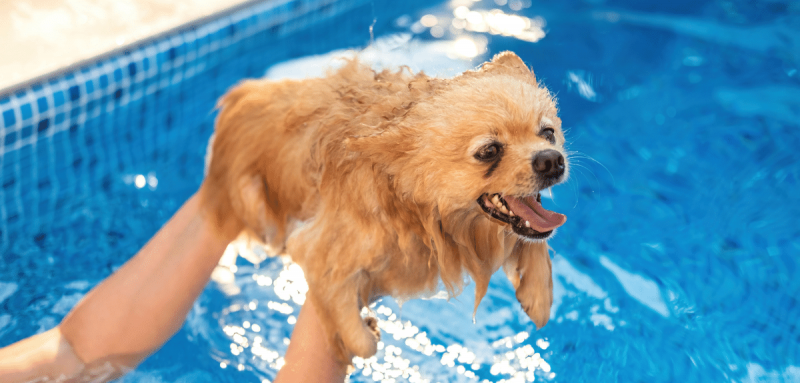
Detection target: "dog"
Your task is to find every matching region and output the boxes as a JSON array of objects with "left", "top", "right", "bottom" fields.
[{"left": 199, "top": 51, "right": 568, "bottom": 364}]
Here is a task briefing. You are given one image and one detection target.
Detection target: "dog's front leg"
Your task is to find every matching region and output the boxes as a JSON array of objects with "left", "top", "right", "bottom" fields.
[
  {"left": 503, "top": 241, "right": 553, "bottom": 329},
  {"left": 307, "top": 272, "right": 380, "bottom": 365}
]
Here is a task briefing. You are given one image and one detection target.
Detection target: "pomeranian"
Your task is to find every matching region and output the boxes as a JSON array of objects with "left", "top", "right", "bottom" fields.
[{"left": 200, "top": 51, "right": 568, "bottom": 363}]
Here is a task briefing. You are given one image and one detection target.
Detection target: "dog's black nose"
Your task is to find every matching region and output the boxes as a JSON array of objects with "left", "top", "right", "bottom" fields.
[{"left": 532, "top": 150, "right": 565, "bottom": 178}]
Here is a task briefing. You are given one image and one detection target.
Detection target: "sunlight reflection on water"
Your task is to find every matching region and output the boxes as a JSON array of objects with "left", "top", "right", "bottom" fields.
[{"left": 200, "top": 234, "right": 564, "bottom": 382}]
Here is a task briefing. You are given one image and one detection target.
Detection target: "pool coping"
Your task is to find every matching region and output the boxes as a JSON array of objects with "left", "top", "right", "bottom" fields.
[{"left": 0, "top": 0, "right": 273, "bottom": 98}]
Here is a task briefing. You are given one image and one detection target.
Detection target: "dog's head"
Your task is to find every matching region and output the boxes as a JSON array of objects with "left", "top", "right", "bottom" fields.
[
  {"left": 350, "top": 51, "right": 568, "bottom": 241},
  {"left": 347, "top": 52, "right": 567, "bottom": 327},
  {"left": 428, "top": 51, "right": 569, "bottom": 242}
]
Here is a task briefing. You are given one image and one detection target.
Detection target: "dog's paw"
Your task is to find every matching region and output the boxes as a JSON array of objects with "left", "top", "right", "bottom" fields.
[
  {"left": 341, "top": 318, "right": 381, "bottom": 359},
  {"left": 364, "top": 316, "right": 381, "bottom": 341}
]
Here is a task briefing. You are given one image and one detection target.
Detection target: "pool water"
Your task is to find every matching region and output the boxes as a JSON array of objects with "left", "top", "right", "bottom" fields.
[{"left": 1, "top": 0, "right": 799, "bottom": 382}]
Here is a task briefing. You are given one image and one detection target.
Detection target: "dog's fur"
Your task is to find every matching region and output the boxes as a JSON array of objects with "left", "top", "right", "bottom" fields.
[{"left": 199, "top": 51, "right": 568, "bottom": 363}]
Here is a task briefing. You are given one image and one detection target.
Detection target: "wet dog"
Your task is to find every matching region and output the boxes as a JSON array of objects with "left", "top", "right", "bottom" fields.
[{"left": 200, "top": 51, "right": 569, "bottom": 363}]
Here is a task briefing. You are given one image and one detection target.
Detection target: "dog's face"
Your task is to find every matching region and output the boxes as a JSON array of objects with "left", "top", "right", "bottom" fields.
[{"left": 398, "top": 52, "right": 569, "bottom": 242}]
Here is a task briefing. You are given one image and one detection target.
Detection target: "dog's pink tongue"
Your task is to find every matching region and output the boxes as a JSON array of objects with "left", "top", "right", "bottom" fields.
[{"left": 504, "top": 195, "right": 567, "bottom": 232}]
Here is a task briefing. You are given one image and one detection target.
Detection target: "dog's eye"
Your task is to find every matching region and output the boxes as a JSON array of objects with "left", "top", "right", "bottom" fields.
[
  {"left": 539, "top": 127, "right": 556, "bottom": 144},
  {"left": 475, "top": 142, "right": 503, "bottom": 162}
]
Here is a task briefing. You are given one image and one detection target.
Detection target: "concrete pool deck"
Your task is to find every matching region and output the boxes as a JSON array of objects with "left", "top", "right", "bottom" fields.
[{"left": 0, "top": 0, "right": 253, "bottom": 93}]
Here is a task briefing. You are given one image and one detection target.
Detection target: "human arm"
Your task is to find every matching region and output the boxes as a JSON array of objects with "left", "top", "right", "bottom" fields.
[
  {"left": 0, "top": 192, "right": 349, "bottom": 383},
  {"left": 0, "top": 193, "right": 235, "bottom": 381},
  {"left": 273, "top": 299, "right": 348, "bottom": 383}
]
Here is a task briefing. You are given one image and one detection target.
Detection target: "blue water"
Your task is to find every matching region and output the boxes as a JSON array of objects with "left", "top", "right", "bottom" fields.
[{"left": 2, "top": 0, "right": 799, "bottom": 382}]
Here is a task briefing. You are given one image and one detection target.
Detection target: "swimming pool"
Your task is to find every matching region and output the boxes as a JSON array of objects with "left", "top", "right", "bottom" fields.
[{"left": 1, "top": 0, "right": 799, "bottom": 381}]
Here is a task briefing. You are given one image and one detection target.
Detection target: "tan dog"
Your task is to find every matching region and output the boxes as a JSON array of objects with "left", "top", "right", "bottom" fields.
[{"left": 199, "top": 51, "right": 569, "bottom": 364}]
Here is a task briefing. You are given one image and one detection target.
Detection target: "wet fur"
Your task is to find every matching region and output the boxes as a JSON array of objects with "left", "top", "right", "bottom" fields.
[{"left": 200, "top": 52, "right": 567, "bottom": 363}]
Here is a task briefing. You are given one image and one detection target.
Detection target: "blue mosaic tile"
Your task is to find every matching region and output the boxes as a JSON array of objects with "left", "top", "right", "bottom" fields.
[
  {"left": 70, "top": 107, "right": 81, "bottom": 120},
  {"left": 53, "top": 91, "right": 65, "bottom": 108},
  {"left": 4, "top": 131, "right": 16, "bottom": 147},
  {"left": 20, "top": 103, "right": 32, "bottom": 120},
  {"left": 36, "top": 97, "right": 48, "bottom": 113},
  {"left": 20, "top": 125, "right": 33, "bottom": 139},
  {"left": 113, "top": 68, "right": 124, "bottom": 82},
  {"left": 2, "top": 109, "right": 15, "bottom": 127},
  {"left": 37, "top": 119, "right": 49, "bottom": 133},
  {"left": 99, "top": 74, "right": 109, "bottom": 89},
  {"left": 68, "top": 85, "right": 80, "bottom": 101}
]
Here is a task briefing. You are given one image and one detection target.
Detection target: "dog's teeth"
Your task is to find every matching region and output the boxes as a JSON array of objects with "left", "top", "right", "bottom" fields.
[
  {"left": 525, "top": 221, "right": 530, "bottom": 227},
  {"left": 491, "top": 195, "right": 500, "bottom": 204},
  {"left": 499, "top": 206, "right": 509, "bottom": 214},
  {"left": 509, "top": 210, "right": 514, "bottom": 216}
]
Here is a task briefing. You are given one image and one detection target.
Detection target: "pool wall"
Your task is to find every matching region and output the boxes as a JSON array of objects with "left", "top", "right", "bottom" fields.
[{"left": 0, "top": 0, "right": 430, "bottom": 248}]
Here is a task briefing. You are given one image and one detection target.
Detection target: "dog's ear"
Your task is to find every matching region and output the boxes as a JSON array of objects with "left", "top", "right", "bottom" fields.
[
  {"left": 480, "top": 51, "right": 536, "bottom": 83},
  {"left": 503, "top": 240, "right": 552, "bottom": 329}
]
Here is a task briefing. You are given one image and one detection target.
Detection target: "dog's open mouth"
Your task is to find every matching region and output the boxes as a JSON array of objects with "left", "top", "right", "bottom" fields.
[{"left": 477, "top": 193, "right": 567, "bottom": 240}]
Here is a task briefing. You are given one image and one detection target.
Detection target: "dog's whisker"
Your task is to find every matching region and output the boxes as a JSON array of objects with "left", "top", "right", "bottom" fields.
[
  {"left": 561, "top": 170, "right": 582, "bottom": 210},
  {"left": 568, "top": 164, "right": 603, "bottom": 191},
  {"left": 566, "top": 151, "right": 615, "bottom": 186},
  {"left": 578, "top": 162, "right": 610, "bottom": 187},
  {"left": 561, "top": 128, "right": 585, "bottom": 144}
]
